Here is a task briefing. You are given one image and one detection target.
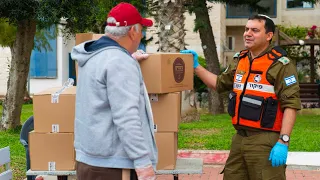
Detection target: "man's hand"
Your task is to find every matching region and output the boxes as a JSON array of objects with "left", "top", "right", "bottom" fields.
[
  {"left": 269, "top": 142, "right": 288, "bottom": 167},
  {"left": 135, "top": 165, "right": 156, "bottom": 180},
  {"left": 132, "top": 50, "right": 149, "bottom": 61},
  {"left": 180, "top": 50, "right": 199, "bottom": 68}
]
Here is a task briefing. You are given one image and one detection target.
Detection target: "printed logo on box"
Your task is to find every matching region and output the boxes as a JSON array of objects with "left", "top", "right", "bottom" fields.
[{"left": 173, "top": 57, "right": 185, "bottom": 83}]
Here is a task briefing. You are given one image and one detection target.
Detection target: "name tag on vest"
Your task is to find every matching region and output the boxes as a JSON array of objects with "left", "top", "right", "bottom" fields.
[{"left": 234, "top": 82, "right": 275, "bottom": 94}]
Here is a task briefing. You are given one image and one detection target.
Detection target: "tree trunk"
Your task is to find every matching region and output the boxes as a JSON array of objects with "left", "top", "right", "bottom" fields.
[
  {"left": 157, "top": 0, "right": 199, "bottom": 120},
  {"left": 310, "top": 45, "right": 315, "bottom": 83},
  {"left": 193, "top": 0, "right": 224, "bottom": 114},
  {"left": 158, "top": 0, "right": 186, "bottom": 52},
  {"left": 0, "top": 20, "right": 36, "bottom": 130}
]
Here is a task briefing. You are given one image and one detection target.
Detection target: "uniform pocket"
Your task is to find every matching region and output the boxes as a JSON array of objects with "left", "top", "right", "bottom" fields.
[
  {"left": 239, "top": 94, "right": 264, "bottom": 121},
  {"left": 262, "top": 165, "right": 286, "bottom": 180},
  {"left": 261, "top": 97, "right": 278, "bottom": 128},
  {"left": 228, "top": 91, "right": 237, "bottom": 117}
]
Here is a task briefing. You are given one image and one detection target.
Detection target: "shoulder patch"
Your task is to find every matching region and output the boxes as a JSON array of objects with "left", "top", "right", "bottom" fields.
[
  {"left": 278, "top": 57, "right": 290, "bottom": 65},
  {"left": 233, "top": 52, "right": 240, "bottom": 58}
]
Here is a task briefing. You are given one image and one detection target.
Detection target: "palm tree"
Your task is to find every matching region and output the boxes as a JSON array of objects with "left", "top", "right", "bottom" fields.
[{"left": 148, "top": 0, "right": 200, "bottom": 120}]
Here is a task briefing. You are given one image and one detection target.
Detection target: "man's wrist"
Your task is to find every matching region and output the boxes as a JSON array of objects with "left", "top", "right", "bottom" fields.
[{"left": 277, "top": 139, "right": 289, "bottom": 146}]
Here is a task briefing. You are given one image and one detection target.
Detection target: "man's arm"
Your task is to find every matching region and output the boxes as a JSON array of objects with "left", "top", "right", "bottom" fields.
[
  {"left": 107, "top": 54, "right": 151, "bottom": 168},
  {"left": 181, "top": 50, "right": 236, "bottom": 93},
  {"left": 279, "top": 108, "right": 297, "bottom": 145},
  {"left": 195, "top": 65, "right": 218, "bottom": 90}
]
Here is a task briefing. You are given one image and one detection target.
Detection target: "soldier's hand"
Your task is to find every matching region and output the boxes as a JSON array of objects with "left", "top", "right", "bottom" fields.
[
  {"left": 135, "top": 164, "right": 156, "bottom": 180},
  {"left": 269, "top": 142, "right": 288, "bottom": 167},
  {"left": 180, "top": 50, "right": 199, "bottom": 68}
]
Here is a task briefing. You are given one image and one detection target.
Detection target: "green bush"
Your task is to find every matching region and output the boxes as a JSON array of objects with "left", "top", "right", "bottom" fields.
[{"left": 278, "top": 25, "right": 308, "bottom": 39}]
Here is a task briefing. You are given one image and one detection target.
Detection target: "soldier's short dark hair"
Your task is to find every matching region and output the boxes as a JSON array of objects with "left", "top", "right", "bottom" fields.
[{"left": 248, "top": 14, "right": 275, "bottom": 34}]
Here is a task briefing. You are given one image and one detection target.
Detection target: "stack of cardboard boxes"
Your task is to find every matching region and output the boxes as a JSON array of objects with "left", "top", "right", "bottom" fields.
[
  {"left": 29, "top": 84, "right": 76, "bottom": 171},
  {"left": 28, "top": 33, "right": 194, "bottom": 172},
  {"left": 139, "top": 54, "right": 193, "bottom": 170}
]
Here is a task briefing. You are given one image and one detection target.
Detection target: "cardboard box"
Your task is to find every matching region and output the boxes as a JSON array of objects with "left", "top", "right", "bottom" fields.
[
  {"left": 150, "top": 93, "right": 181, "bottom": 132},
  {"left": 75, "top": 33, "right": 104, "bottom": 45},
  {"left": 29, "top": 132, "right": 75, "bottom": 171},
  {"left": 33, "top": 86, "right": 76, "bottom": 133},
  {"left": 75, "top": 33, "right": 104, "bottom": 79},
  {"left": 140, "top": 53, "right": 194, "bottom": 93},
  {"left": 155, "top": 132, "right": 177, "bottom": 170}
]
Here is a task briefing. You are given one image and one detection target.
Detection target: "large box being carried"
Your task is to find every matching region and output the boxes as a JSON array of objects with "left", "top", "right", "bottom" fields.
[{"left": 140, "top": 53, "right": 194, "bottom": 93}]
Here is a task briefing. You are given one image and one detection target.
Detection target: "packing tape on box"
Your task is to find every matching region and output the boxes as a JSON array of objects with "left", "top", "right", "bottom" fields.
[
  {"left": 51, "top": 78, "right": 74, "bottom": 103},
  {"left": 48, "top": 161, "right": 56, "bottom": 171},
  {"left": 52, "top": 124, "right": 60, "bottom": 133}
]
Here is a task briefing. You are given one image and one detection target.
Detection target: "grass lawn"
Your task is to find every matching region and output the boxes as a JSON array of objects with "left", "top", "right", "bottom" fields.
[
  {"left": 0, "top": 104, "right": 33, "bottom": 180},
  {"left": 0, "top": 105, "right": 319, "bottom": 180},
  {"left": 179, "top": 110, "right": 320, "bottom": 151}
]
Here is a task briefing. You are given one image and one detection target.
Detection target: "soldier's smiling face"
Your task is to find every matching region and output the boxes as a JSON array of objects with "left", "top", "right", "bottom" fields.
[{"left": 243, "top": 19, "right": 273, "bottom": 51}]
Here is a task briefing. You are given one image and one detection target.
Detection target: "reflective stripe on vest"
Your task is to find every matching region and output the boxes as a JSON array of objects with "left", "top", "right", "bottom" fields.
[{"left": 233, "top": 82, "right": 275, "bottom": 93}]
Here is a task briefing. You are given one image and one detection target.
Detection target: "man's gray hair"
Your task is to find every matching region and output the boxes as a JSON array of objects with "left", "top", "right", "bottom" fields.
[{"left": 105, "top": 17, "right": 140, "bottom": 38}]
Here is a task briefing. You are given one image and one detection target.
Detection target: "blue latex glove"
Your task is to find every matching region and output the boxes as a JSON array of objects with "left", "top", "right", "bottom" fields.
[
  {"left": 269, "top": 142, "right": 288, "bottom": 167},
  {"left": 180, "top": 50, "right": 199, "bottom": 68}
]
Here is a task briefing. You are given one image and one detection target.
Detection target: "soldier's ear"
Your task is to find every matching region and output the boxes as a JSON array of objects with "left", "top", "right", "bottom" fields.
[{"left": 266, "top": 32, "right": 273, "bottom": 42}]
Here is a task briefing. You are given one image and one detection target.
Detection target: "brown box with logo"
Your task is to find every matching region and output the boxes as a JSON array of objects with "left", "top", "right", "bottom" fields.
[
  {"left": 140, "top": 53, "right": 193, "bottom": 94},
  {"left": 150, "top": 93, "right": 181, "bottom": 132},
  {"left": 155, "top": 132, "right": 177, "bottom": 170},
  {"left": 33, "top": 86, "right": 76, "bottom": 133},
  {"left": 75, "top": 33, "right": 104, "bottom": 79},
  {"left": 29, "top": 131, "right": 75, "bottom": 171}
]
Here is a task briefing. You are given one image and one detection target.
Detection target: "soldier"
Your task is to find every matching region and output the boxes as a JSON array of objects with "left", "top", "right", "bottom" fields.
[{"left": 181, "top": 14, "right": 301, "bottom": 180}]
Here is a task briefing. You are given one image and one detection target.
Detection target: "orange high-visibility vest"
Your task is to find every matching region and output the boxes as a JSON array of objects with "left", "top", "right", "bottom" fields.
[{"left": 229, "top": 47, "right": 286, "bottom": 132}]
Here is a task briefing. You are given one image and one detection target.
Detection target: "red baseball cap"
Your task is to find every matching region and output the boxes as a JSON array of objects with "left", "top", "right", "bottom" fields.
[{"left": 107, "top": 2, "right": 153, "bottom": 27}]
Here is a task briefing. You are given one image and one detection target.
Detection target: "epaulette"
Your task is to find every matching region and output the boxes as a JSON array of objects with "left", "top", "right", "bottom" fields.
[
  {"left": 233, "top": 52, "right": 240, "bottom": 58},
  {"left": 268, "top": 46, "right": 287, "bottom": 60},
  {"left": 278, "top": 56, "right": 290, "bottom": 65},
  {"left": 238, "top": 50, "right": 249, "bottom": 60}
]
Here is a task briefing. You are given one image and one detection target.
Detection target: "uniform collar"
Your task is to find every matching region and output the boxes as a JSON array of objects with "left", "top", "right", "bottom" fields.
[{"left": 248, "top": 45, "right": 274, "bottom": 61}]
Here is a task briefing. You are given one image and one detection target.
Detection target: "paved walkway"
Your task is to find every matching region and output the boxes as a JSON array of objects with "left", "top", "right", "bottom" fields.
[
  {"left": 156, "top": 165, "right": 320, "bottom": 180},
  {"left": 28, "top": 150, "right": 320, "bottom": 180}
]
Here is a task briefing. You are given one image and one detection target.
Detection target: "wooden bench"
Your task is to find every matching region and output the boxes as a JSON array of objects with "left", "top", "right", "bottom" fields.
[
  {"left": 0, "top": 147, "right": 13, "bottom": 180},
  {"left": 299, "top": 83, "right": 320, "bottom": 108}
]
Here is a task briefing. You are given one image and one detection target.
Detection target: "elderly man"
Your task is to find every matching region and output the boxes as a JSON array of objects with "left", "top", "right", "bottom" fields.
[{"left": 71, "top": 2, "right": 157, "bottom": 180}]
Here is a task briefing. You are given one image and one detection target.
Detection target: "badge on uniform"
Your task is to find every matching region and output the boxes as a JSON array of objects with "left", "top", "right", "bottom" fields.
[
  {"left": 236, "top": 74, "right": 243, "bottom": 82},
  {"left": 284, "top": 75, "right": 296, "bottom": 86},
  {"left": 254, "top": 74, "right": 261, "bottom": 83}
]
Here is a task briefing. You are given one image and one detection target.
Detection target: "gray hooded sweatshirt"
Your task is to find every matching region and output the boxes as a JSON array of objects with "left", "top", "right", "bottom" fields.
[{"left": 71, "top": 36, "right": 157, "bottom": 169}]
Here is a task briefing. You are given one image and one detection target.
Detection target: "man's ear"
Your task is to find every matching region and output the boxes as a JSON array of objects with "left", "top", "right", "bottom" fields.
[
  {"left": 128, "top": 26, "right": 136, "bottom": 40},
  {"left": 267, "top": 32, "right": 274, "bottom": 42}
]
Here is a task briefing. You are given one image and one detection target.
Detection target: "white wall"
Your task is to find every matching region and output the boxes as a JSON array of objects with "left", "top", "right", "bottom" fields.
[
  {"left": 0, "top": 47, "right": 10, "bottom": 96},
  {"left": 281, "top": 1, "right": 320, "bottom": 27},
  {"left": 0, "top": 25, "right": 75, "bottom": 96}
]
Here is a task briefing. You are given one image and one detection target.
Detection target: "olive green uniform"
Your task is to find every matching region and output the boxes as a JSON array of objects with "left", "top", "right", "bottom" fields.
[{"left": 217, "top": 46, "right": 301, "bottom": 180}]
